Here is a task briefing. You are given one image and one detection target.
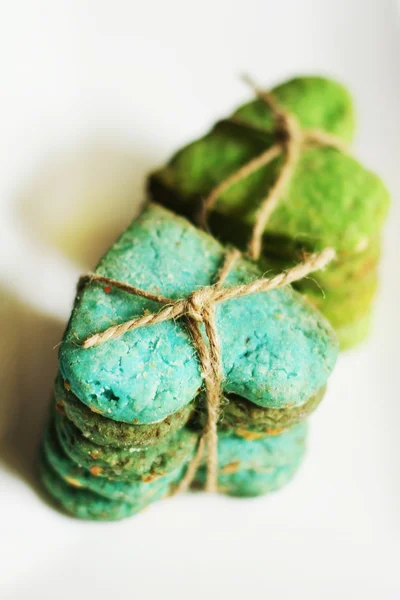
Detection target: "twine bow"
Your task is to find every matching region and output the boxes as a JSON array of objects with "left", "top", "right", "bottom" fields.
[
  {"left": 80, "top": 246, "right": 335, "bottom": 493},
  {"left": 201, "top": 75, "right": 348, "bottom": 261}
]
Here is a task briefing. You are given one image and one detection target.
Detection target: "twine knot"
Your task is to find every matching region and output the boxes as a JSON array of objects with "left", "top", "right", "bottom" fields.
[
  {"left": 79, "top": 246, "right": 334, "bottom": 494},
  {"left": 202, "top": 76, "right": 347, "bottom": 261},
  {"left": 186, "top": 287, "right": 215, "bottom": 322},
  {"left": 276, "top": 111, "right": 301, "bottom": 145}
]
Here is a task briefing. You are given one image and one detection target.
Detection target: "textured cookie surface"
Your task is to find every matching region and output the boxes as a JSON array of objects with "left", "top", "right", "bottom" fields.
[
  {"left": 236, "top": 76, "right": 355, "bottom": 141},
  {"left": 55, "top": 374, "right": 194, "bottom": 448},
  {"left": 55, "top": 408, "right": 198, "bottom": 482},
  {"left": 43, "top": 419, "right": 184, "bottom": 501},
  {"left": 59, "top": 204, "right": 338, "bottom": 423},
  {"left": 210, "top": 462, "right": 304, "bottom": 497},
  {"left": 39, "top": 452, "right": 158, "bottom": 521},
  {"left": 195, "top": 423, "right": 307, "bottom": 496},
  {"left": 215, "top": 423, "right": 307, "bottom": 469},
  {"left": 149, "top": 76, "right": 389, "bottom": 255},
  {"left": 220, "top": 386, "right": 325, "bottom": 435}
]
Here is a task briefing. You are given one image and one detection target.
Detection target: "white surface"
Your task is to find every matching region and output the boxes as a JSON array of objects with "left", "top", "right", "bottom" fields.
[{"left": 1, "top": 1, "right": 400, "bottom": 598}]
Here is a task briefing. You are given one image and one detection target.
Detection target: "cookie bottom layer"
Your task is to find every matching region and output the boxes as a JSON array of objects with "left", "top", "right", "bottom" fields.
[
  {"left": 43, "top": 419, "right": 185, "bottom": 501},
  {"left": 39, "top": 452, "right": 161, "bottom": 521}
]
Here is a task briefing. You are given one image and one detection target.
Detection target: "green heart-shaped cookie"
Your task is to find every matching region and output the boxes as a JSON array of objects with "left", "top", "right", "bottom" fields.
[{"left": 148, "top": 76, "right": 389, "bottom": 348}]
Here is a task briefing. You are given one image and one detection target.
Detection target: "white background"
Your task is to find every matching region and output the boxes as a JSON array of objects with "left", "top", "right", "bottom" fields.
[{"left": 1, "top": 1, "right": 400, "bottom": 598}]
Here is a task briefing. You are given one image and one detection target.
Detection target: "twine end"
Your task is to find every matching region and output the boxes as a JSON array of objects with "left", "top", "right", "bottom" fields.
[
  {"left": 82, "top": 336, "right": 96, "bottom": 349},
  {"left": 248, "top": 237, "right": 262, "bottom": 262},
  {"left": 319, "top": 247, "right": 336, "bottom": 267},
  {"left": 241, "top": 73, "right": 260, "bottom": 94}
]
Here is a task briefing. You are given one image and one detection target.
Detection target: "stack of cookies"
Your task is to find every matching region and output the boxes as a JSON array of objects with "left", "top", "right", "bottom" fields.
[
  {"left": 39, "top": 205, "right": 338, "bottom": 519},
  {"left": 40, "top": 373, "right": 197, "bottom": 520},
  {"left": 149, "top": 75, "right": 390, "bottom": 349}
]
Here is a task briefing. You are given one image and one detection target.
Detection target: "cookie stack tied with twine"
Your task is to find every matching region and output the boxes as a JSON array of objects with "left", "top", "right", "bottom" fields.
[
  {"left": 149, "top": 75, "right": 390, "bottom": 349},
  {"left": 39, "top": 204, "right": 339, "bottom": 520}
]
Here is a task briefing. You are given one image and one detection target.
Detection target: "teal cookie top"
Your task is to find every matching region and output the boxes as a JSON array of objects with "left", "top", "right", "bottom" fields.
[
  {"left": 59, "top": 204, "right": 338, "bottom": 423},
  {"left": 202, "top": 462, "right": 304, "bottom": 497},
  {"left": 212, "top": 422, "right": 307, "bottom": 470},
  {"left": 150, "top": 75, "right": 389, "bottom": 254}
]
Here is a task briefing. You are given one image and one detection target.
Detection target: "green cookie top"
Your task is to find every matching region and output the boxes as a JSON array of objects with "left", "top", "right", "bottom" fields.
[
  {"left": 149, "top": 75, "right": 389, "bottom": 254},
  {"left": 55, "top": 408, "right": 198, "bottom": 482},
  {"left": 237, "top": 76, "right": 355, "bottom": 141},
  {"left": 59, "top": 205, "right": 338, "bottom": 423},
  {"left": 192, "top": 386, "right": 324, "bottom": 436},
  {"left": 196, "top": 460, "right": 304, "bottom": 498},
  {"left": 220, "top": 385, "right": 325, "bottom": 435}
]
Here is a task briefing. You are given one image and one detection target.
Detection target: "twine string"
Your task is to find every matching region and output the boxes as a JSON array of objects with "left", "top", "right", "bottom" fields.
[
  {"left": 80, "top": 247, "right": 334, "bottom": 492},
  {"left": 201, "top": 76, "right": 347, "bottom": 261}
]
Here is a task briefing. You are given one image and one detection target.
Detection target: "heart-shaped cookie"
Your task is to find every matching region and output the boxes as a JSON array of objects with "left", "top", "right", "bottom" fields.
[
  {"left": 59, "top": 204, "right": 338, "bottom": 425},
  {"left": 148, "top": 76, "right": 389, "bottom": 348}
]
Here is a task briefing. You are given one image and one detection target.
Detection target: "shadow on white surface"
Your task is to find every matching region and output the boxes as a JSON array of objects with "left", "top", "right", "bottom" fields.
[
  {"left": 0, "top": 289, "right": 64, "bottom": 491},
  {"left": 14, "top": 138, "right": 150, "bottom": 269},
  {"left": 0, "top": 138, "right": 153, "bottom": 492}
]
